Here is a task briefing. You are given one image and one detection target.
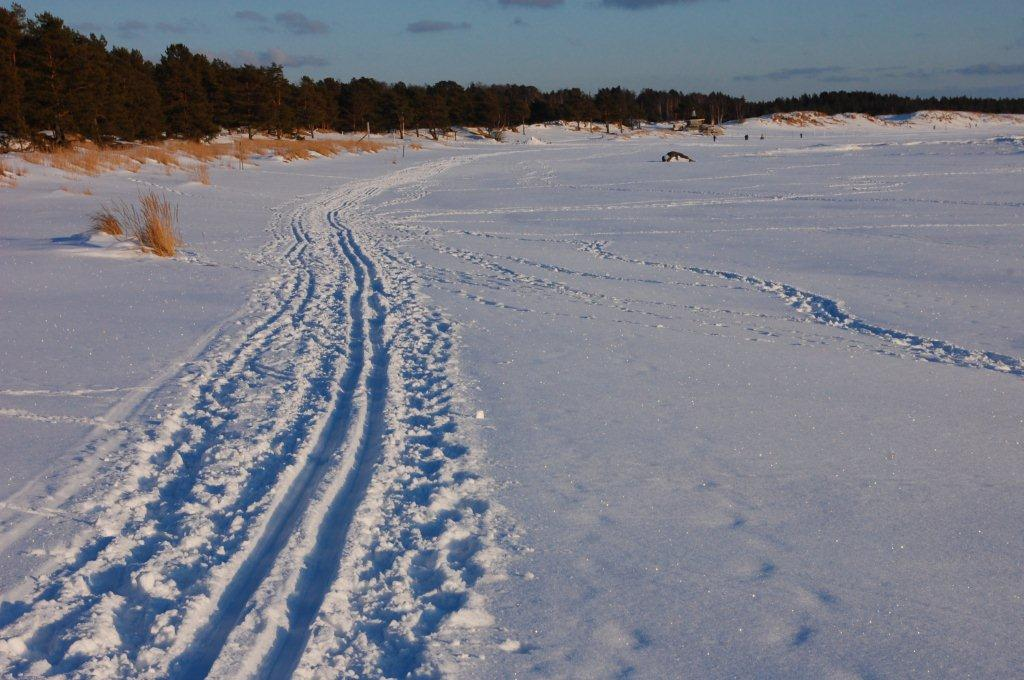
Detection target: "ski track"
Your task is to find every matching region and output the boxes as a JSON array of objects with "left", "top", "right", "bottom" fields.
[
  {"left": 580, "top": 241, "right": 1024, "bottom": 378},
  {"left": 0, "top": 156, "right": 499, "bottom": 679}
]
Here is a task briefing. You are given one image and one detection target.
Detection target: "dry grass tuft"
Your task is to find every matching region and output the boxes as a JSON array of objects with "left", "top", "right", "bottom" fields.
[
  {"left": 133, "top": 192, "right": 181, "bottom": 257},
  {"left": 126, "top": 145, "right": 179, "bottom": 168},
  {"left": 60, "top": 185, "right": 94, "bottom": 195},
  {"left": 231, "top": 138, "right": 389, "bottom": 165},
  {"left": 23, "top": 143, "right": 133, "bottom": 175},
  {"left": 90, "top": 205, "right": 124, "bottom": 237},
  {"left": 771, "top": 111, "right": 835, "bottom": 127},
  {"left": 190, "top": 163, "right": 211, "bottom": 185},
  {"left": 0, "top": 158, "right": 17, "bottom": 188},
  {"left": 14, "top": 136, "right": 390, "bottom": 181},
  {"left": 89, "top": 192, "right": 181, "bottom": 256},
  {"left": 167, "top": 140, "right": 232, "bottom": 162}
]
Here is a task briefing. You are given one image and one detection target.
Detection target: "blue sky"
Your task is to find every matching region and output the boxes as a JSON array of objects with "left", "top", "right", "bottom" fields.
[{"left": 15, "top": 0, "right": 1024, "bottom": 98}]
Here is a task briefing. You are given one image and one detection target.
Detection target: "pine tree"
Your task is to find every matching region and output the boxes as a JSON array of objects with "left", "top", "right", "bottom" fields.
[
  {"left": 107, "top": 46, "right": 163, "bottom": 140},
  {"left": 3, "top": 3, "right": 1024, "bottom": 148},
  {"left": 0, "top": 3, "right": 26, "bottom": 143},
  {"left": 67, "top": 33, "right": 112, "bottom": 141},
  {"left": 263, "top": 64, "right": 292, "bottom": 139},
  {"left": 228, "top": 63, "right": 266, "bottom": 138},
  {"left": 156, "top": 44, "right": 217, "bottom": 139},
  {"left": 19, "top": 11, "right": 79, "bottom": 144},
  {"left": 295, "top": 76, "right": 327, "bottom": 137},
  {"left": 468, "top": 84, "right": 502, "bottom": 129}
]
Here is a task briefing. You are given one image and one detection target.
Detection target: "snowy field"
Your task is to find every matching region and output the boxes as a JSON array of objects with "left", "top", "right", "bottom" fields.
[{"left": 1, "top": 114, "right": 1023, "bottom": 678}]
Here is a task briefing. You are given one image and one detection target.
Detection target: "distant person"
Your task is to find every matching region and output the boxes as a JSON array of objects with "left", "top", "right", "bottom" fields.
[
  {"left": 800, "top": 133, "right": 803, "bottom": 138},
  {"left": 713, "top": 135, "right": 717, "bottom": 142},
  {"left": 760, "top": 133, "right": 764, "bottom": 140},
  {"left": 744, "top": 134, "right": 749, "bottom": 141}
]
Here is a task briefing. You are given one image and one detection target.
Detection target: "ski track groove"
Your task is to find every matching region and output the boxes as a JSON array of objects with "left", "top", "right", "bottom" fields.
[
  {"left": 580, "top": 241, "right": 1024, "bottom": 378},
  {"left": 253, "top": 221, "right": 391, "bottom": 680},
  {"left": 0, "top": 155, "right": 499, "bottom": 679}
]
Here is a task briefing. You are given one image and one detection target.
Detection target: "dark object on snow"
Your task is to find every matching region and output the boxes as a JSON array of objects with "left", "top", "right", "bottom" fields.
[
  {"left": 744, "top": 134, "right": 749, "bottom": 141},
  {"left": 662, "top": 151, "right": 694, "bottom": 163}
]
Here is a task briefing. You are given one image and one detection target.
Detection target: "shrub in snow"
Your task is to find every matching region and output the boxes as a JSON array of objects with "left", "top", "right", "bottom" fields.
[
  {"left": 89, "top": 192, "right": 182, "bottom": 257},
  {"left": 89, "top": 205, "right": 124, "bottom": 237},
  {"left": 132, "top": 192, "right": 181, "bottom": 257}
]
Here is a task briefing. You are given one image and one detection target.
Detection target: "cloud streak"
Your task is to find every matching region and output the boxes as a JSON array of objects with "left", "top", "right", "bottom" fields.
[
  {"left": 407, "top": 20, "right": 472, "bottom": 33},
  {"left": 234, "top": 10, "right": 329, "bottom": 35},
  {"left": 274, "top": 11, "right": 329, "bottom": 35},
  {"left": 951, "top": 62, "right": 1024, "bottom": 77},
  {"left": 499, "top": 0, "right": 564, "bottom": 7},
  {"left": 231, "top": 47, "right": 329, "bottom": 68},
  {"left": 601, "top": 0, "right": 713, "bottom": 9},
  {"left": 734, "top": 66, "right": 849, "bottom": 82},
  {"left": 234, "top": 10, "right": 272, "bottom": 31},
  {"left": 155, "top": 18, "right": 203, "bottom": 34},
  {"left": 115, "top": 20, "right": 148, "bottom": 38}
]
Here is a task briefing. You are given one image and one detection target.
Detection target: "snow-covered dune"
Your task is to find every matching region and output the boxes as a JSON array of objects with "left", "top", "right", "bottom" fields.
[{"left": 744, "top": 109, "right": 1024, "bottom": 130}]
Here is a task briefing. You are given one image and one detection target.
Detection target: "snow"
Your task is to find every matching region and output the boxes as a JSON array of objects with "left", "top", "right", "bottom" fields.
[{"left": 1, "top": 115, "right": 1023, "bottom": 678}]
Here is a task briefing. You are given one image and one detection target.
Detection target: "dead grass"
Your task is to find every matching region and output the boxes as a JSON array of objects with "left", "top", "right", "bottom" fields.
[
  {"left": 167, "top": 140, "right": 232, "bottom": 162},
  {"left": 189, "top": 164, "right": 211, "bottom": 185},
  {"left": 89, "top": 191, "right": 181, "bottom": 256},
  {"left": 771, "top": 111, "right": 835, "bottom": 127},
  {"left": 21, "top": 141, "right": 191, "bottom": 177},
  {"left": 89, "top": 204, "right": 124, "bottom": 237},
  {"left": 60, "top": 185, "right": 94, "bottom": 195},
  {"left": 126, "top": 145, "right": 179, "bottom": 168},
  {"left": 23, "top": 142, "right": 143, "bottom": 175},
  {"left": 14, "top": 136, "right": 390, "bottom": 181},
  {"left": 132, "top": 192, "right": 181, "bottom": 257},
  {"left": 230, "top": 138, "right": 388, "bottom": 164},
  {"left": 0, "top": 158, "right": 17, "bottom": 188}
]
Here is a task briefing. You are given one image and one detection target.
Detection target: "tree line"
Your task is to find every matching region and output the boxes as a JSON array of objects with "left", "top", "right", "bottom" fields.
[{"left": 2, "top": 3, "right": 1022, "bottom": 148}]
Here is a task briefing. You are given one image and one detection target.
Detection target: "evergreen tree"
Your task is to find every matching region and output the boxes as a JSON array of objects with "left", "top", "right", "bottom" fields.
[
  {"left": 595, "top": 86, "right": 636, "bottom": 131},
  {"left": 2, "top": 3, "right": 1024, "bottom": 149},
  {"left": 295, "top": 75, "right": 327, "bottom": 137},
  {"left": 0, "top": 3, "right": 25, "bottom": 142},
  {"left": 107, "top": 46, "right": 163, "bottom": 140},
  {"left": 19, "top": 11, "right": 78, "bottom": 143},
  {"left": 263, "top": 64, "right": 293, "bottom": 139},
  {"left": 228, "top": 63, "right": 267, "bottom": 138},
  {"left": 468, "top": 83, "right": 502, "bottom": 128},
  {"left": 388, "top": 82, "right": 415, "bottom": 137},
  {"left": 67, "top": 33, "right": 112, "bottom": 141},
  {"left": 156, "top": 44, "right": 217, "bottom": 139}
]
